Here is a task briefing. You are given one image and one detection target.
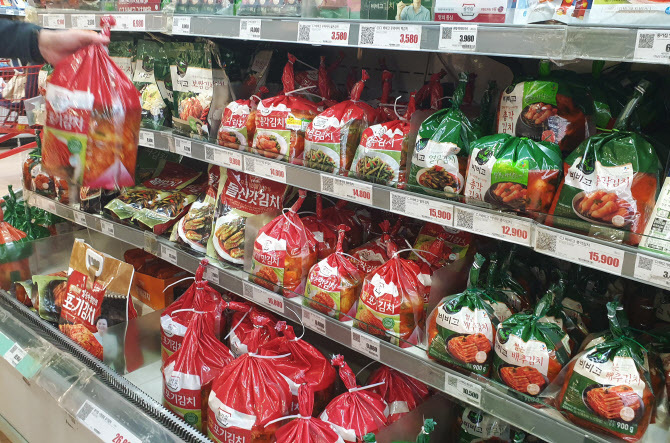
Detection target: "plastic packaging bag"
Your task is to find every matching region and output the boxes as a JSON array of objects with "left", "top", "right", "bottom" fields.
[
  {"left": 455, "top": 407, "right": 526, "bottom": 443},
  {"left": 366, "top": 366, "right": 429, "bottom": 424},
  {"left": 275, "top": 384, "right": 344, "bottom": 443},
  {"left": 302, "top": 194, "right": 338, "bottom": 261},
  {"left": 217, "top": 87, "right": 268, "bottom": 150},
  {"left": 348, "top": 220, "right": 395, "bottom": 274},
  {"left": 409, "top": 223, "right": 472, "bottom": 272},
  {"left": 322, "top": 199, "right": 366, "bottom": 248},
  {"left": 228, "top": 306, "right": 278, "bottom": 357},
  {"left": 43, "top": 17, "right": 140, "bottom": 190}
]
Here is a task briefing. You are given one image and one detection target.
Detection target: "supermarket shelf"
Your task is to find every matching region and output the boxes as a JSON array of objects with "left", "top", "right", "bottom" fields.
[
  {"left": 0, "top": 6, "right": 24, "bottom": 16},
  {"left": 29, "top": 10, "right": 670, "bottom": 63},
  {"left": 25, "top": 189, "right": 623, "bottom": 443},
  {"left": 136, "top": 127, "right": 670, "bottom": 291}
]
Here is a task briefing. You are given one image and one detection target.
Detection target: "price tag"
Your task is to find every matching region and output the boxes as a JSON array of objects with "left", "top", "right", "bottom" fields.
[
  {"left": 100, "top": 220, "right": 115, "bottom": 237},
  {"left": 351, "top": 329, "right": 380, "bottom": 360},
  {"left": 113, "top": 14, "right": 146, "bottom": 31},
  {"left": 76, "top": 400, "right": 141, "bottom": 443},
  {"left": 634, "top": 30, "right": 670, "bottom": 64},
  {"left": 3, "top": 343, "right": 27, "bottom": 368},
  {"left": 302, "top": 309, "right": 326, "bottom": 335},
  {"left": 71, "top": 14, "right": 97, "bottom": 30},
  {"left": 244, "top": 157, "right": 286, "bottom": 184},
  {"left": 438, "top": 25, "right": 478, "bottom": 52},
  {"left": 40, "top": 197, "right": 56, "bottom": 214},
  {"left": 454, "top": 207, "right": 532, "bottom": 246},
  {"left": 389, "top": 192, "right": 454, "bottom": 226},
  {"left": 174, "top": 138, "right": 192, "bottom": 157},
  {"left": 634, "top": 254, "right": 670, "bottom": 290},
  {"left": 534, "top": 227, "right": 624, "bottom": 275},
  {"left": 445, "top": 373, "right": 482, "bottom": 407},
  {"left": 44, "top": 14, "right": 65, "bottom": 29},
  {"left": 172, "top": 15, "right": 191, "bottom": 35},
  {"left": 143, "top": 231, "right": 158, "bottom": 255},
  {"left": 139, "top": 130, "right": 155, "bottom": 148},
  {"left": 160, "top": 244, "right": 178, "bottom": 266},
  {"left": 321, "top": 176, "right": 373, "bottom": 206},
  {"left": 243, "top": 282, "right": 285, "bottom": 314},
  {"left": 207, "top": 146, "right": 244, "bottom": 171},
  {"left": 297, "top": 21, "right": 350, "bottom": 45},
  {"left": 74, "top": 212, "right": 87, "bottom": 227},
  {"left": 239, "top": 19, "right": 261, "bottom": 40},
  {"left": 204, "top": 265, "right": 220, "bottom": 286},
  {"left": 358, "top": 24, "right": 422, "bottom": 50}
]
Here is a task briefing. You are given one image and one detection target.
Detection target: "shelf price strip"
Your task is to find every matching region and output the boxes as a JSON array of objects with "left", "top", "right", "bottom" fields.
[
  {"left": 302, "top": 308, "right": 327, "bottom": 335},
  {"left": 445, "top": 373, "right": 482, "bottom": 408},
  {"left": 172, "top": 16, "right": 191, "bottom": 35},
  {"left": 174, "top": 138, "right": 192, "bottom": 157},
  {"left": 111, "top": 14, "right": 146, "bottom": 31},
  {"left": 71, "top": 14, "right": 96, "bottom": 30},
  {"left": 454, "top": 207, "right": 532, "bottom": 246},
  {"left": 73, "top": 211, "right": 87, "bottom": 227},
  {"left": 351, "top": 329, "right": 380, "bottom": 360},
  {"left": 243, "top": 282, "right": 285, "bottom": 314},
  {"left": 206, "top": 146, "right": 244, "bottom": 171},
  {"left": 358, "top": 24, "right": 422, "bottom": 50},
  {"left": 100, "top": 220, "right": 115, "bottom": 237},
  {"left": 244, "top": 157, "right": 286, "bottom": 184},
  {"left": 297, "top": 21, "right": 350, "bottom": 45},
  {"left": 160, "top": 244, "right": 178, "bottom": 266},
  {"left": 320, "top": 176, "right": 373, "bottom": 206},
  {"left": 138, "top": 130, "right": 155, "bottom": 149},
  {"left": 438, "top": 24, "right": 478, "bottom": 52},
  {"left": 389, "top": 192, "right": 454, "bottom": 227},
  {"left": 633, "top": 30, "right": 670, "bottom": 64},
  {"left": 76, "top": 400, "right": 141, "bottom": 443},
  {"left": 634, "top": 254, "right": 670, "bottom": 290},
  {"left": 204, "top": 265, "right": 220, "bottom": 286},
  {"left": 44, "top": 14, "right": 66, "bottom": 29},
  {"left": 239, "top": 19, "right": 261, "bottom": 40}
]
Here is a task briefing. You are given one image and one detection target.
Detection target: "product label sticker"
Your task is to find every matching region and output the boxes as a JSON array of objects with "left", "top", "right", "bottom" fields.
[
  {"left": 321, "top": 176, "right": 373, "bottom": 206},
  {"left": 297, "top": 21, "right": 350, "bottom": 45},
  {"left": 172, "top": 16, "right": 191, "bottom": 35},
  {"left": 634, "top": 30, "right": 670, "bottom": 64},
  {"left": 358, "top": 24, "right": 422, "bottom": 50},
  {"left": 445, "top": 374, "right": 482, "bottom": 407},
  {"left": 139, "top": 130, "right": 155, "bottom": 148},
  {"left": 351, "top": 329, "right": 381, "bottom": 360},
  {"left": 438, "top": 25, "right": 478, "bottom": 51},
  {"left": 71, "top": 14, "right": 96, "bottom": 30},
  {"left": 302, "top": 308, "right": 327, "bottom": 335},
  {"left": 76, "top": 400, "right": 141, "bottom": 443},
  {"left": 239, "top": 19, "right": 261, "bottom": 40}
]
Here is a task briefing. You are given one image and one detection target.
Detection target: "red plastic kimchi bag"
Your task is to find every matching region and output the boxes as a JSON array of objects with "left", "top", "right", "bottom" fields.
[
  {"left": 275, "top": 384, "right": 344, "bottom": 443},
  {"left": 302, "top": 194, "right": 338, "bottom": 261},
  {"left": 228, "top": 306, "right": 278, "bottom": 357},
  {"left": 258, "top": 322, "right": 336, "bottom": 414},
  {"left": 366, "top": 365, "right": 430, "bottom": 424},
  {"left": 251, "top": 190, "right": 318, "bottom": 294},
  {"left": 163, "top": 311, "right": 235, "bottom": 432},
  {"left": 43, "top": 17, "right": 140, "bottom": 189},
  {"left": 207, "top": 352, "right": 292, "bottom": 443},
  {"left": 322, "top": 200, "right": 366, "bottom": 249},
  {"left": 160, "top": 259, "right": 225, "bottom": 363},
  {"left": 217, "top": 87, "right": 268, "bottom": 151},
  {"left": 348, "top": 220, "right": 395, "bottom": 275},
  {"left": 375, "top": 70, "right": 396, "bottom": 123},
  {"left": 320, "top": 355, "right": 388, "bottom": 442}
]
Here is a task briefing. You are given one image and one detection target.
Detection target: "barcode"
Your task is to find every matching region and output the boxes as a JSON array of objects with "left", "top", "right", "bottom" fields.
[
  {"left": 205, "top": 146, "right": 215, "bottom": 161},
  {"left": 536, "top": 230, "right": 557, "bottom": 253},
  {"left": 77, "top": 402, "right": 94, "bottom": 420},
  {"left": 322, "top": 176, "right": 334, "bottom": 193},
  {"left": 638, "top": 33, "right": 654, "bottom": 49},
  {"left": 360, "top": 26, "right": 375, "bottom": 45},
  {"left": 391, "top": 194, "right": 406, "bottom": 213},
  {"left": 245, "top": 157, "right": 255, "bottom": 173},
  {"left": 298, "top": 24, "right": 310, "bottom": 41},
  {"left": 441, "top": 27, "right": 452, "bottom": 40},
  {"left": 650, "top": 218, "right": 668, "bottom": 234},
  {"left": 456, "top": 209, "right": 473, "bottom": 230},
  {"left": 637, "top": 256, "right": 654, "bottom": 271},
  {"left": 447, "top": 374, "right": 458, "bottom": 388},
  {"left": 7, "top": 344, "right": 21, "bottom": 364}
]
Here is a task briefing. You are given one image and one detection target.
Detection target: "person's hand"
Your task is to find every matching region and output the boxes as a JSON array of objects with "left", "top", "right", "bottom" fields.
[
  {"left": 396, "top": 1, "right": 406, "bottom": 19},
  {"left": 38, "top": 29, "right": 110, "bottom": 66}
]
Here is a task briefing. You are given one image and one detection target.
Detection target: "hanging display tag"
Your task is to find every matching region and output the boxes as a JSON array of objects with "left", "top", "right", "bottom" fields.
[
  {"left": 321, "top": 176, "right": 373, "bottom": 206},
  {"left": 358, "top": 24, "right": 421, "bottom": 50},
  {"left": 297, "top": 21, "right": 350, "bottom": 45},
  {"left": 438, "top": 25, "right": 478, "bottom": 52},
  {"left": 390, "top": 192, "right": 454, "bottom": 226}
]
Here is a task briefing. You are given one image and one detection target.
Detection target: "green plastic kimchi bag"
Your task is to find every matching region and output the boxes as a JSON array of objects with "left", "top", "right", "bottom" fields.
[
  {"left": 108, "top": 37, "right": 135, "bottom": 82},
  {"left": 464, "top": 134, "right": 562, "bottom": 213},
  {"left": 133, "top": 40, "right": 170, "bottom": 129},
  {"left": 408, "top": 72, "right": 478, "bottom": 197}
]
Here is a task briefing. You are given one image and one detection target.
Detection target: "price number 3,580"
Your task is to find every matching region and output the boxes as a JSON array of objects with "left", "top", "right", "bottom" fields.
[{"left": 400, "top": 33, "right": 419, "bottom": 44}]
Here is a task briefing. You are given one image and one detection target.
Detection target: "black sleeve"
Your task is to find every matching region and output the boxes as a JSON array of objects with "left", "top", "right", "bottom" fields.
[{"left": 0, "top": 19, "right": 44, "bottom": 64}]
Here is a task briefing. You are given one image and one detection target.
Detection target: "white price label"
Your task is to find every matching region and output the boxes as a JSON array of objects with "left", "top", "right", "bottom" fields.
[
  {"left": 297, "top": 21, "right": 350, "bottom": 45},
  {"left": 204, "top": 265, "right": 220, "bottom": 286},
  {"left": 172, "top": 16, "right": 191, "bottom": 35},
  {"left": 358, "top": 24, "right": 422, "bottom": 50},
  {"left": 76, "top": 400, "right": 141, "bottom": 443},
  {"left": 74, "top": 212, "right": 87, "bottom": 227},
  {"left": 160, "top": 244, "right": 178, "bottom": 266},
  {"left": 174, "top": 138, "right": 192, "bottom": 157},
  {"left": 302, "top": 309, "right": 326, "bottom": 335},
  {"left": 138, "top": 130, "right": 155, "bottom": 148},
  {"left": 438, "top": 25, "right": 478, "bottom": 52},
  {"left": 351, "top": 329, "right": 380, "bottom": 360},
  {"left": 71, "top": 14, "right": 96, "bottom": 30},
  {"left": 534, "top": 227, "right": 624, "bottom": 275},
  {"left": 390, "top": 192, "right": 454, "bottom": 226},
  {"left": 112, "top": 14, "right": 146, "bottom": 31},
  {"left": 243, "top": 282, "right": 285, "bottom": 314},
  {"left": 3, "top": 343, "right": 27, "bottom": 368},
  {"left": 100, "top": 220, "right": 115, "bottom": 237},
  {"left": 239, "top": 19, "right": 261, "bottom": 39},
  {"left": 455, "top": 208, "right": 532, "bottom": 246},
  {"left": 45, "top": 14, "right": 65, "bottom": 29},
  {"left": 321, "top": 176, "right": 372, "bottom": 206},
  {"left": 634, "top": 30, "right": 670, "bottom": 64},
  {"left": 208, "top": 146, "right": 244, "bottom": 171},
  {"left": 634, "top": 254, "right": 670, "bottom": 290},
  {"left": 245, "top": 157, "right": 286, "bottom": 184},
  {"left": 143, "top": 231, "right": 158, "bottom": 254},
  {"left": 40, "top": 197, "right": 56, "bottom": 214},
  {"left": 445, "top": 374, "right": 482, "bottom": 407}
]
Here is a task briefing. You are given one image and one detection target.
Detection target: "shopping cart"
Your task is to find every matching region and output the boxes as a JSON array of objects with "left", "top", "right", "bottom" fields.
[{"left": 0, "top": 60, "right": 42, "bottom": 159}]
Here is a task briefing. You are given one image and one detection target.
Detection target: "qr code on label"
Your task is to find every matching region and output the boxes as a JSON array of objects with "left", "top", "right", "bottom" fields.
[
  {"left": 536, "top": 230, "right": 557, "bottom": 253},
  {"left": 441, "top": 27, "right": 452, "bottom": 40},
  {"left": 322, "top": 176, "right": 334, "bottom": 193},
  {"left": 205, "top": 147, "right": 215, "bottom": 161},
  {"left": 298, "top": 24, "right": 310, "bottom": 41},
  {"left": 447, "top": 374, "right": 458, "bottom": 389},
  {"left": 352, "top": 332, "right": 360, "bottom": 343},
  {"left": 77, "top": 402, "right": 94, "bottom": 420},
  {"left": 456, "top": 209, "right": 473, "bottom": 230},
  {"left": 360, "top": 26, "right": 375, "bottom": 45},
  {"left": 245, "top": 157, "right": 255, "bottom": 173},
  {"left": 638, "top": 33, "right": 654, "bottom": 49},
  {"left": 391, "top": 194, "right": 406, "bottom": 213},
  {"left": 241, "top": 20, "right": 248, "bottom": 31},
  {"left": 637, "top": 256, "right": 654, "bottom": 272}
]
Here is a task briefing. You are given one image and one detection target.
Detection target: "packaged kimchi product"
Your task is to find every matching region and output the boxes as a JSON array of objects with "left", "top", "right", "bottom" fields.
[
  {"left": 59, "top": 240, "right": 136, "bottom": 362},
  {"left": 409, "top": 73, "right": 477, "bottom": 197},
  {"left": 410, "top": 223, "right": 472, "bottom": 272},
  {"left": 251, "top": 190, "right": 317, "bottom": 294},
  {"left": 348, "top": 220, "right": 395, "bottom": 274},
  {"left": 43, "top": 18, "right": 141, "bottom": 189},
  {"left": 258, "top": 322, "right": 336, "bottom": 414},
  {"left": 366, "top": 366, "right": 429, "bottom": 424},
  {"left": 252, "top": 54, "right": 320, "bottom": 164},
  {"left": 108, "top": 37, "right": 135, "bottom": 82},
  {"left": 207, "top": 168, "right": 287, "bottom": 265},
  {"left": 304, "top": 225, "right": 364, "bottom": 320},
  {"left": 134, "top": 179, "right": 207, "bottom": 235},
  {"left": 512, "top": 0, "right": 590, "bottom": 25},
  {"left": 0, "top": 209, "right": 30, "bottom": 291},
  {"left": 492, "top": 289, "right": 572, "bottom": 397},
  {"left": 321, "top": 356, "right": 388, "bottom": 441},
  {"left": 207, "top": 353, "right": 292, "bottom": 443},
  {"left": 275, "top": 384, "right": 344, "bottom": 443},
  {"left": 355, "top": 242, "right": 429, "bottom": 347},
  {"left": 133, "top": 39, "right": 170, "bottom": 128},
  {"left": 322, "top": 200, "right": 366, "bottom": 248},
  {"left": 163, "top": 311, "right": 234, "bottom": 432},
  {"left": 302, "top": 194, "right": 338, "bottom": 261},
  {"left": 456, "top": 407, "right": 525, "bottom": 443},
  {"left": 34, "top": 272, "right": 68, "bottom": 323},
  {"left": 554, "top": 302, "right": 655, "bottom": 442},
  {"left": 217, "top": 87, "right": 268, "bottom": 150},
  {"left": 464, "top": 133, "right": 562, "bottom": 213},
  {"left": 374, "top": 70, "right": 395, "bottom": 123},
  {"left": 304, "top": 70, "right": 376, "bottom": 174},
  {"left": 427, "top": 254, "right": 503, "bottom": 375},
  {"left": 483, "top": 250, "right": 531, "bottom": 315},
  {"left": 551, "top": 81, "right": 661, "bottom": 246},
  {"left": 228, "top": 307, "right": 278, "bottom": 357}
]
